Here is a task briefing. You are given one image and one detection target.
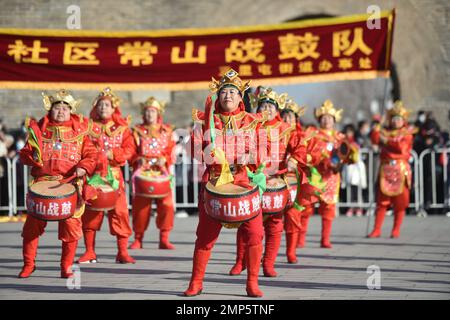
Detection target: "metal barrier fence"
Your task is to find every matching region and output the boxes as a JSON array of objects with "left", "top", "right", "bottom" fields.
[
  {"left": 338, "top": 148, "right": 421, "bottom": 214},
  {"left": 1, "top": 148, "right": 449, "bottom": 217}
]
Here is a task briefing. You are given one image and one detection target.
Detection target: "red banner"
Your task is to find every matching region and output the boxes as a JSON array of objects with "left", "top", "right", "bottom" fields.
[{"left": 0, "top": 10, "right": 395, "bottom": 90}]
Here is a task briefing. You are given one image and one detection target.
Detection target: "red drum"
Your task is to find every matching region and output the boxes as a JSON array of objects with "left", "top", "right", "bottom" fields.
[
  {"left": 26, "top": 181, "right": 77, "bottom": 221},
  {"left": 134, "top": 170, "right": 171, "bottom": 198},
  {"left": 204, "top": 180, "right": 261, "bottom": 227},
  {"left": 262, "top": 177, "right": 289, "bottom": 216},
  {"left": 286, "top": 174, "right": 298, "bottom": 206},
  {"left": 86, "top": 184, "right": 118, "bottom": 211}
]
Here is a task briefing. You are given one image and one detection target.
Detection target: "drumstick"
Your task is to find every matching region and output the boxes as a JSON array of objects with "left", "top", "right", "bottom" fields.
[{"left": 48, "top": 173, "right": 77, "bottom": 189}]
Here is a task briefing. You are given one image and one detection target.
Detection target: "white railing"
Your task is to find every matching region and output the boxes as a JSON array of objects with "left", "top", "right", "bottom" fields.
[{"left": 1, "top": 148, "right": 449, "bottom": 217}]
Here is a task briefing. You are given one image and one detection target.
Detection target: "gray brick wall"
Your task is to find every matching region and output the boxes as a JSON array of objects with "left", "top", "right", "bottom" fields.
[{"left": 0, "top": 0, "right": 448, "bottom": 131}]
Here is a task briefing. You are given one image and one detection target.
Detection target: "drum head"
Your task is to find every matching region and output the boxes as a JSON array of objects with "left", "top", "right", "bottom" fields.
[
  {"left": 96, "top": 184, "right": 114, "bottom": 192},
  {"left": 205, "top": 180, "right": 256, "bottom": 196},
  {"left": 267, "top": 177, "right": 286, "bottom": 187},
  {"left": 30, "top": 180, "right": 76, "bottom": 196},
  {"left": 138, "top": 170, "right": 170, "bottom": 182},
  {"left": 266, "top": 177, "right": 287, "bottom": 191},
  {"left": 286, "top": 174, "right": 297, "bottom": 185}
]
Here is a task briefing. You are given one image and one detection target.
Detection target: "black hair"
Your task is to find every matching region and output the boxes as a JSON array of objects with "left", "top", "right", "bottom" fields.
[
  {"left": 343, "top": 123, "right": 356, "bottom": 133},
  {"left": 357, "top": 120, "right": 369, "bottom": 130},
  {"left": 218, "top": 84, "right": 242, "bottom": 97},
  {"left": 51, "top": 101, "right": 70, "bottom": 107},
  {"left": 280, "top": 109, "right": 296, "bottom": 118}
]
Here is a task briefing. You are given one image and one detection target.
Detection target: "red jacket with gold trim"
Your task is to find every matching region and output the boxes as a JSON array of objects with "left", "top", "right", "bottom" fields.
[
  {"left": 130, "top": 123, "right": 175, "bottom": 171},
  {"left": 87, "top": 118, "right": 135, "bottom": 179},
  {"left": 260, "top": 118, "right": 295, "bottom": 176},
  {"left": 19, "top": 114, "right": 97, "bottom": 179},
  {"left": 371, "top": 125, "right": 415, "bottom": 196},
  {"left": 191, "top": 101, "right": 268, "bottom": 187}
]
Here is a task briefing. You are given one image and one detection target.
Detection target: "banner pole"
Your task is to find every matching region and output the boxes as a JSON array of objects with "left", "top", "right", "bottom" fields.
[{"left": 366, "top": 76, "right": 389, "bottom": 236}]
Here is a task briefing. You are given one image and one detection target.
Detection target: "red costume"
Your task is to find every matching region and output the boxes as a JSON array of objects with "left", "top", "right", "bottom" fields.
[
  {"left": 19, "top": 90, "right": 97, "bottom": 278},
  {"left": 229, "top": 88, "right": 295, "bottom": 278},
  {"left": 129, "top": 97, "right": 176, "bottom": 250},
  {"left": 368, "top": 101, "right": 415, "bottom": 238},
  {"left": 184, "top": 69, "right": 268, "bottom": 298},
  {"left": 284, "top": 100, "right": 358, "bottom": 263},
  {"left": 78, "top": 87, "right": 136, "bottom": 264}
]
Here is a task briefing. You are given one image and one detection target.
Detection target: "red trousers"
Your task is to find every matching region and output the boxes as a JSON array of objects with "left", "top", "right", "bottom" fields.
[
  {"left": 376, "top": 187, "right": 410, "bottom": 213},
  {"left": 22, "top": 214, "right": 82, "bottom": 242},
  {"left": 264, "top": 213, "right": 284, "bottom": 236},
  {"left": 285, "top": 201, "right": 335, "bottom": 232},
  {"left": 232, "top": 211, "right": 283, "bottom": 271},
  {"left": 131, "top": 193, "right": 174, "bottom": 233},
  {"left": 285, "top": 198, "right": 335, "bottom": 251},
  {"left": 369, "top": 187, "right": 409, "bottom": 237},
  {"left": 81, "top": 185, "right": 132, "bottom": 237}
]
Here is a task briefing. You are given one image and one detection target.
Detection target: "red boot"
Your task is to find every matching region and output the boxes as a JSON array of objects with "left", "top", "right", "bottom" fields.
[
  {"left": 286, "top": 232, "right": 299, "bottom": 264},
  {"left": 159, "top": 230, "right": 175, "bottom": 250},
  {"left": 129, "top": 232, "right": 144, "bottom": 249},
  {"left": 321, "top": 218, "right": 333, "bottom": 248},
  {"left": 390, "top": 210, "right": 405, "bottom": 238},
  {"left": 297, "top": 231, "right": 306, "bottom": 248},
  {"left": 184, "top": 249, "right": 211, "bottom": 296},
  {"left": 297, "top": 210, "right": 311, "bottom": 248},
  {"left": 116, "top": 237, "right": 136, "bottom": 264},
  {"left": 77, "top": 230, "right": 97, "bottom": 263},
  {"left": 61, "top": 241, "right": 78, "bottom": 278},
  {"left": 246, "top": 244, "right": 264, "bottom": 297},
  {"left": 263, "top": 232, "right": 281, "bottom": 277},
  {"left": 18, "top": 237, "right": 38, "bottom": 278},
  {"left": 229, "top": 229, "right": 246, "bottom": 275},
  {"left": 367, "top": 207, "right": 387, "bottom": 238}
]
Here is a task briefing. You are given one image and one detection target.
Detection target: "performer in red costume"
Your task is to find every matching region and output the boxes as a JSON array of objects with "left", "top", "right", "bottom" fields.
[
  {"left": 129, "top": 97, "right": 176, "bottom": 250},
  {"left": 184, "top": 69, "right": 268, "bottom": 297},
  {"left": 281, "top": 97, "right": 305, "bottom": 130},
  {"left": 285, "top": 100, "right": 358, "bottom": 263},
  {"left": 18, "top": 90, "right": 97, "bottom": 278},
  {"left": 368, "top": 101, "right": 415, "bottom": 238},
  {"left": 229, "top": 87, "right": 295, "bottom": 277},
  {"left": 78, "top": 87, "right": 136, "bottom": 264}
]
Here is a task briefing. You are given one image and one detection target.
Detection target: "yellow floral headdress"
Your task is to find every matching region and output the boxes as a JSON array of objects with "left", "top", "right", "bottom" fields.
[
  {"left": 209, "top": 68, "right": 251, "bottom": 94},
  {"left": 284, "top": 97, "right": 306, "bottom": 117},
  {"left": 387, "top": 100, "right": 410, "bottom": 120},
  {"left": 93, "top": 87, "right": 120, "bottom": 108},
  {"left": 256, "top": 87, "right": 288, "bottom": 109},
  {"left": 140, "top": 97, "right": 166, "bottom": 114},
  {"left": 314, "top": 99, "right": 343, "bottom": 122},
  {"left": 42, "top": 89, "right": 80, "bottom": 113}
]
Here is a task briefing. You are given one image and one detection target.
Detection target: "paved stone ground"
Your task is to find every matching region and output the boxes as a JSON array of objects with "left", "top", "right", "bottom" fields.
[{"left": 0, "top": 215, "right": 449, "bottom": 300}]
